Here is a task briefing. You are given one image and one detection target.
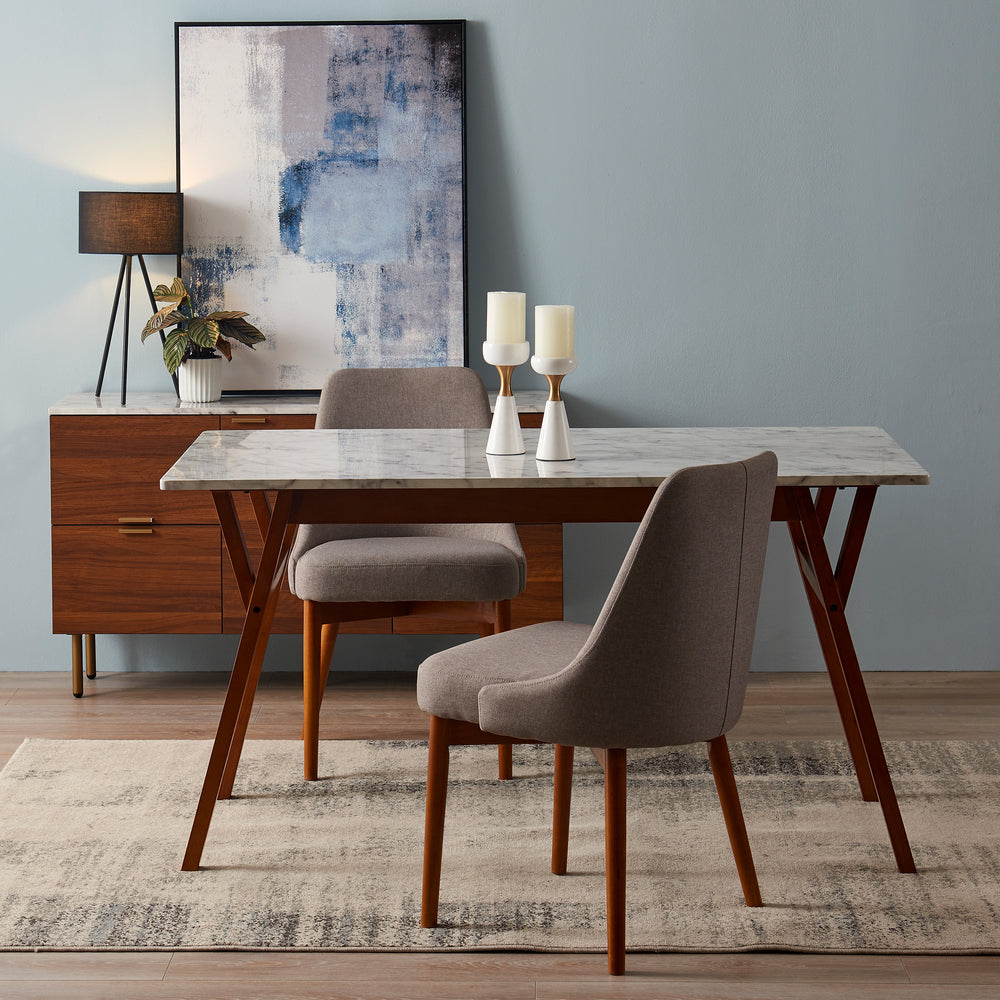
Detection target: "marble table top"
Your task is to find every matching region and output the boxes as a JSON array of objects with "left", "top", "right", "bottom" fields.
[
  {"left": 161, "top": 426, "right": 929, "bottom": 492},
  {"left": 49, "top": 390, "right": 549, "bottom": 416}
]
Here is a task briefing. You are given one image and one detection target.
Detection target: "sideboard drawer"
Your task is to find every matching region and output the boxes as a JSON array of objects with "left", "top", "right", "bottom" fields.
[
  {"left": 52, "top": 525, "right": 222, "bottom": 633},
  {"left": 220, "top": 414, "right": 316, "bottom": 430},
  {"left": 51, "top": 415, "right": 219, "bottom": 524}
]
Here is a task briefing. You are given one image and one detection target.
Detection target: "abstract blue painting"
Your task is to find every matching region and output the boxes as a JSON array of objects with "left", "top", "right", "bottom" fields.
[{"left": 176, "top": 21, "right": 466, "bottom": 391}]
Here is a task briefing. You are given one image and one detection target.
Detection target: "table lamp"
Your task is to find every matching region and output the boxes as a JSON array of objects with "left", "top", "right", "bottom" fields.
[{"left": 79, "top": 191, "right": 183, "bottom": 404}]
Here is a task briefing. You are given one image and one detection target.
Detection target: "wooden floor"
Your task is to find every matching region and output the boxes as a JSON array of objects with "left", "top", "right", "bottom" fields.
[{"left": 1, "top": 668, "right": 998, "bottom": 999}]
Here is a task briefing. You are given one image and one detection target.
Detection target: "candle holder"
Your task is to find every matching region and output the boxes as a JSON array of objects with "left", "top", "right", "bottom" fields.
[
  {"left": 531, "top": 355, "right": 578, "bottom": 461},
  {"left": 483, "top": 340, "right": 531, "bottom": 455}
]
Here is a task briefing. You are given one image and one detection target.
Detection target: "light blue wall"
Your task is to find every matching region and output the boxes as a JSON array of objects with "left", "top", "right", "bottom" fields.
[{"left": 3, "top": 1, "right": 998, "bottom": 675}]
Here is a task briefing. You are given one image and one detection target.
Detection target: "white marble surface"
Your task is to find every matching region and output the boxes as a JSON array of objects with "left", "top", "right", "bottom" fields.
[
  {"left": 49, "top": 392, "right": 321, "bottom": 416},
  {"left": 49, "top": 390, "right": 549, "bottom": 416},
  {"left": 161, "top": 426, "right": 929, "bottom": 492}
]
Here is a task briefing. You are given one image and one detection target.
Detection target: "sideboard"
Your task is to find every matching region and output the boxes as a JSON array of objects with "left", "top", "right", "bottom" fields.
[{"left": 49, "top": 391, "right": 561, "bottom": 696}]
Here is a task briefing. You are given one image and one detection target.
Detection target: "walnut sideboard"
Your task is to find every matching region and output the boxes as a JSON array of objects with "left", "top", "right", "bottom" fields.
[{"left": 49, "top": 391, "right": 561, "bottom": 696}]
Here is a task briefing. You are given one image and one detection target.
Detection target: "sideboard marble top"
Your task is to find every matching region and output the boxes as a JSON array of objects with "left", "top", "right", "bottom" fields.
[
  {"left": 49, "top": 390, "right": 549, "bottom": 416},
  {"left": 161, "top": 426, "right": 929, "bottom": 492}
]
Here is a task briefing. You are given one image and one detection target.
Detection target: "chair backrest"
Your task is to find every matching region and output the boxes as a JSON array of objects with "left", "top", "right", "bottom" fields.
[
  {"left": 484, "top": 452, "right": 776, "bottom": 749},
  {"left": 316, "top": 367, "right": 491, "bottom": 430},
  {"left": 580, "top": 451, "right": 777, "bottom": 746}
]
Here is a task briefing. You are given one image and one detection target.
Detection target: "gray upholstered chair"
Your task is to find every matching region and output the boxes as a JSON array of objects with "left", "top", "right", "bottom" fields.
[
  {"left": 288, "top": 367, "right": 527, "bottom": 781},
  {"left": 416, "top": 452, "right": 777, "bottom": 975}
]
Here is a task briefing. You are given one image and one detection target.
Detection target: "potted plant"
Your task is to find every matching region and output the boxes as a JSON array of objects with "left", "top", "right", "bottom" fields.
[{"left": 141, "top": 277, "right": 266, "bottom": 402}]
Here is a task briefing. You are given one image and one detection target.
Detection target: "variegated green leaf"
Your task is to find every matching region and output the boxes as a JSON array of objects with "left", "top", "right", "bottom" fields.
[
  {"left": 186, "top": 317, "right": 220, "bottom": 350},
  {"left": 206, "top": 310, "right": 249, "bottom": 321},
  {"left": 217, "top": 316, "right": 266, "bottom": 348},
  {"left": 162, "top": 330, "right": 187, "bottom": 374},
  {"left": 140, "top": 307, "right": 185, "bottom": 342}
]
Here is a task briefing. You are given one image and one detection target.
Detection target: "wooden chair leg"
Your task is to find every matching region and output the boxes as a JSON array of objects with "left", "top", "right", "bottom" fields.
[
  {"left": 421, "top": 715, "right": 452, "bottom": 928},
  {"left": 303, "top": 600, "right": 323, "bottom": 781},
  {"left": 551, "top": 744, "right": 574, "bottom": 875},
  {"left": 301, "top": 621, "right": 340, "bottom": 741},
  {"left": 319, "top": 622, "right": 338, "bottom": 696},
  {"left": 603, "top": 747, "right": 627, "bottom": 976},
  {"left": 707, "top": 734, "right": 762, "bottom": 907},
  {"left": 498, "top": 743, "right": 513, "bottom": 780},
  {"left": 492, "top": 600, "right": 514, "bottom": 780}
]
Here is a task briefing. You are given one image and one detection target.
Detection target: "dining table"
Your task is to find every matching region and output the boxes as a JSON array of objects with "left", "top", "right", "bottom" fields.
[{"left": 160, "top": 424, "right": 929, "bottom": 874}]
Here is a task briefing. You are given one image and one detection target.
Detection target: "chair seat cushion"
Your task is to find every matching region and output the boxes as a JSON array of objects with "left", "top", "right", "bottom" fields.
[
  {"left": 289, "top": 535, "right": 525, "bottom": 603},
  {"left": 416, "top": 621, "right": 593, "bottom": 725}
]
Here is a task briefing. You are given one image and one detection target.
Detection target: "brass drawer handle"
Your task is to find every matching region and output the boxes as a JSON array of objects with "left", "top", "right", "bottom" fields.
[
  {"left": 231, "top": 416, "right": 267, "bottom": 425},
  {"left": 118, "top": 517, "right": 154, "bottom": 524},
  {"left": 119, "top": 528, "right": 154, "bottom": 535}
]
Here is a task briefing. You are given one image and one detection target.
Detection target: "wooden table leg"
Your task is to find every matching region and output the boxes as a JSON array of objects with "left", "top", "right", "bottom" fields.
[
  {"left": 788, "top": 486, "right": 916, "bottom": 874},
  {"left": 213, "top": 490, "right": 297, "bottom": 798},
  {"left": 181, "top": 491, "right": 296, "bottom": 871},
  {"left": 788, "top": 515, "right": 877, "bottom": 801}
]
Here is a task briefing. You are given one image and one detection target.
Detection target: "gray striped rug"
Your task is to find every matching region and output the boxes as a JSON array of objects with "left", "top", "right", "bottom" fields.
[{"left": 1, "top": 738, "right": 998, "bottom": 953}]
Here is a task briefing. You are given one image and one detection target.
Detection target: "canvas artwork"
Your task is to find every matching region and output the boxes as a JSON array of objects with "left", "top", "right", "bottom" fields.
[{"left": 176, "top": 21, "right": 467, "bottom": 391}]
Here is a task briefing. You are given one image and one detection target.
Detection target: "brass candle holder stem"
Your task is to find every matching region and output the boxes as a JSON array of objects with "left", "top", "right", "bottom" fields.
[
  {"left": 543, "top": 373, "right": 565, "bottom": 403},
  {"left": 495, "top": 364, "right": 515, "bottom": 397}
]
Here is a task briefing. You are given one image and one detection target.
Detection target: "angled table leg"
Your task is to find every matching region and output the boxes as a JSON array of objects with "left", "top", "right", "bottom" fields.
[
  {"left": 181, "top": 490, "right": 296, "bottom": 871},
  {"left": 787, "top": 485, "right": 915, "bottom": 874},
  {"left": 787, "top": 493, "right": 877, "bottom": 802}
]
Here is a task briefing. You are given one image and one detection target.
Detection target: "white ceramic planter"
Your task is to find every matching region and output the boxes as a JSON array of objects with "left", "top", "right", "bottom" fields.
[{"left": 178, "top": 357, "right": 222, "bottom": 403}]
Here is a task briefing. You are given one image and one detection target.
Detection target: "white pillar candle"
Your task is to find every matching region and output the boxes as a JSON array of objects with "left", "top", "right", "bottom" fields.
[
  {"left": 534, "top": 305, "right": 575, "bottom": 357},
  {"left": 486, "top": 291, "right": 526, "bottom": 343}
]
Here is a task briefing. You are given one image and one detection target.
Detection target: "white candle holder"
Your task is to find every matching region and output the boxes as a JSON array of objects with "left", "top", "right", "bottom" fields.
[
  {"left": 483, "top": 340, "right": 531, "bottom": 455},
  {"left": 531, "top": 355, "right": 578, "bottom": 461}
]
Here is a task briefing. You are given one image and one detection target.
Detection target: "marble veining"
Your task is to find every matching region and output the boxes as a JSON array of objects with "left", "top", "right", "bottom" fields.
[
  {"left": 161, "top": 426, "right": 930, "bottom": 492},
  {"left": 49, "top": 392, "right": 321, "bottom": 416},
  {"left": 49, "top": 390, "right": 548, "bottom": 417}
]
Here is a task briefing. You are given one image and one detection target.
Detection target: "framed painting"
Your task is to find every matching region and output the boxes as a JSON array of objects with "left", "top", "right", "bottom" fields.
[{"left": 175, "top": 20, "right": 467, "bottom": 392}]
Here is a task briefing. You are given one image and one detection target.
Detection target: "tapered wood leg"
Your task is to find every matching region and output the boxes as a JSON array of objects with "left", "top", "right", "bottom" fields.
[
  {"left": 303, "top": 600, "right": 322, "bottom": 781},
  {"left": 319, "top": 622, "right": 338, "bottom": 694},
  {"left": 214, "top": 491, "right": 254, "bottom": 607},
  {"left": 182, "top": 491, "right": 296, "bottom": 870},
  {"left": 85, "top": 634, "right": 96, "bottom": 679},
  {"left": 707, "top": 735, "right": 762, "bottom": 907},
  {"left": 71, "top": 635, "right": 83, "bottom": 698},
  {"left": 551, "top": 744, "right": 574, "bottom": 875},
  {"left": 493, "top": 600, "right": 514, "bottom": 780},
  {"left": 603, "top": 748, "right": 627, "bottom": 976},
  {"left": 421, "top": 715, "right": 452, "bottom": 927},
  {"left": 497, "top": 744, "right": 513, "bottom": 780},
  {"left": 301, "top": 620, "right": 340, "bottom": 743},
  {"left": 788, "top": 515, "right": 877, "bottom": 801},
  {"left": 790, "top": 486, "right": 916, "bottom": 874},
  {"left": 217, "top": 526, "right": 297, "bottom": 800}
]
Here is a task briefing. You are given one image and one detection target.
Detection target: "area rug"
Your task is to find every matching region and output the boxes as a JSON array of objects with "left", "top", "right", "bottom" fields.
[{"left": 0, "top": 738, "right": 998, "bottom": 953}]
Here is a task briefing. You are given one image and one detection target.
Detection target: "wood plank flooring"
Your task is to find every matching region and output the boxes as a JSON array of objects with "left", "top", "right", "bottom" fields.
[{"left": 1, "top": 668, "right": 998, "bottom": 998}]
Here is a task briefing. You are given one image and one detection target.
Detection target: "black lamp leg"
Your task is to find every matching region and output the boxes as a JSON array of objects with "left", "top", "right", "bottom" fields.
[
  {"left": 120, "top": 255, "right": 133, "bottom": 406},
  {"left": 137, "top": 254, "right": 179, "bottom": 397},
  {"left": 95, "top": 255, "right": 128, "bottom": 398}
]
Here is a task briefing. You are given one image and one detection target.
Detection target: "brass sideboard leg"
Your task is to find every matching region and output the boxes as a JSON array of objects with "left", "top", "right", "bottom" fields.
[
  {"left": 71, "top": 635, "right": 84, "bottom": 698},
  {"left": 85, "top": 634, "right": 97, "bottom": 679}
]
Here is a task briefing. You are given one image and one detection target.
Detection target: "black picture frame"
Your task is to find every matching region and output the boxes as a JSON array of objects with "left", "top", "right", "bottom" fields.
[{"left": 175, "top": 20, "right": 468, "bottom": 393}]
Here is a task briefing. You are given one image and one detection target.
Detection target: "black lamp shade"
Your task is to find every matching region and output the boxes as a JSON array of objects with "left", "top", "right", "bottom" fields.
[{"left": 79, "top": 191, "right": 183, "bottom": 255}]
